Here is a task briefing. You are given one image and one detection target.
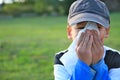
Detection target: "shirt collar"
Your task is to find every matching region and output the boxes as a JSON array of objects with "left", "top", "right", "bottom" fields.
[{"left": 60, "top": 39, "right": 78, "bottom": 75}]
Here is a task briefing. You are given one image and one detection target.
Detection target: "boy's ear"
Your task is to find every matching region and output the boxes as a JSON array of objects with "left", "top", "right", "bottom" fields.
[
  {"left": 67, "top": 25, "right": 72, "bottom": 39},
  {"left": 105, "top": 27, "right": 110, "bottom": 38}
]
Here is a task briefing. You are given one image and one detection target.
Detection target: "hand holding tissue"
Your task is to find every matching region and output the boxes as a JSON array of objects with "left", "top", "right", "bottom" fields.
[
  {"left": 60, "top": 22, "right": 104, "bottom": 74},
  {"left": 76, "top": 22, "right": 104, "bottom": 65},
  {"left": 69, "top": 22, "right": 103, "bottom": 65}
]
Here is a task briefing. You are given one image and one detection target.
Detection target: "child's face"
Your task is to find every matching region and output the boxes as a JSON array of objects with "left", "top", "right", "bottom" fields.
[{"left": 67, "top": 21, "right": 110, "bottom": 43}]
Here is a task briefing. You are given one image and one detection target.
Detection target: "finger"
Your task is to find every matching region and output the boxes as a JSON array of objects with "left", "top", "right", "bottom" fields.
[
  {"left": 94, "top": 31, "right": 103, "bottom": 46},
  {"left": 91, "top": 30, "right": 99, "bottom": 53},
  {"left": 93, "top": 30, "right": 103, "bottom": 47},
  {"left": 76, "top": 32, "right": 86, "bottom": 54},
  {"left": 92, "top": 30, "right": 104, "bottom": 55},
  {"left": 82, "top": 30, "right": 91, "bottom": 48},
  {"left": 77, "top": 31, "right": 86, "bottom": 47},
  {"left": 92, "top": 36, "right": 97, "bottom": 52},
  {"left": 91, "top": 30, "right": 97, "bottom": 46},
  {"left": 77, "top": 32, "right": 84, "bottom": 46},
  {"left": 86, "top": 35, "right": 93, "bottom": 49}
]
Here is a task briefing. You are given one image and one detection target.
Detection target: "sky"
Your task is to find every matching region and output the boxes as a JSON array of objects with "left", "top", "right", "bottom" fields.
[
  {"left": 0, "top": 0, "right": 25, "bottom": 4},
  {"left": 0, "top": 0, "right": 13, "bottom": 4}
]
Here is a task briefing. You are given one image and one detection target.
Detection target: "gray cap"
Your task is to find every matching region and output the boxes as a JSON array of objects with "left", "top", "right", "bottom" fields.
[{"left": 68, "top": 0, "right": 110, "bottom": 28}]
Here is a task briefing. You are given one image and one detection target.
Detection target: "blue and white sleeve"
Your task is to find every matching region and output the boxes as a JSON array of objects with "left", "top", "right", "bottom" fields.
[
  {"left": 54, "top": 65, "right": 70, "bottom": 80},
  {"left": 109, "top": 68, "right": 120, "bottom": 80},
  {"left": 92, "top": 59, "right": 111, "bottom": 80},
  {"left": 70, "top": 60, "right": 95, "bottom": 80}
]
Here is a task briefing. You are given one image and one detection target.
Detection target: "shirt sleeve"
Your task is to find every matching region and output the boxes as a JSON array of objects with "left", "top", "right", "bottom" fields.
[
  {"left": 70, "top": 60, "right": 95, "bottom": 80},
  {"left": 54, "top": 65, "right": 70, "bottom": 80},
  {"left": 91, "top": 59, "right": 111, "bottom": 80},
  {"left": 109, "top": 68, "right": 120, "bottom": 80}
]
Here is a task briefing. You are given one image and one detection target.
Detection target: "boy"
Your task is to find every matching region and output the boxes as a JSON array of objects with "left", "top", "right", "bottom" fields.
[{"left": 54, "top": 0, "right": 120, "bottom": 80}]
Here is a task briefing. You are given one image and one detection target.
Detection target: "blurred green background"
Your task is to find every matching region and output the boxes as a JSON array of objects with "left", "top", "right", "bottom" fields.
[{"left": 0, "top": 0, "right": 120, "bottom": 80}]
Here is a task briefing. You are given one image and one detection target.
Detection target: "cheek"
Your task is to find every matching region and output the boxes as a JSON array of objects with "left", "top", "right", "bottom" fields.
[
  {"left": 99, "top": 31, "right": 106, "bottom": 42},
  {"left": 72, "top": 29, "right": 79, "bottom": 39}
]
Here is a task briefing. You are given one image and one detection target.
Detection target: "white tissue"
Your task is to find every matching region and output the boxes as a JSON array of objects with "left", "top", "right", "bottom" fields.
[
  {"left": 69, "top": 21, "right": 99, "bottom": 51},
  {"left": 77, "top": 21, "right": 99, "bottom": 40},
  {"left": 67, "top": 21, "right": 100, "bottom": 63}
]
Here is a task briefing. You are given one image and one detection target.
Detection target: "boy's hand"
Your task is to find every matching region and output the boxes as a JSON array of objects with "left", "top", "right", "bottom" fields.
[
  {"left": 91, "top": 30, "right": 104, "bottom": 64},
  {"left": 76, "top": 30, "right": 93, "bottom": 65},
  {"left": 76, "top": 30, "right": 104, "bottom": 65}
]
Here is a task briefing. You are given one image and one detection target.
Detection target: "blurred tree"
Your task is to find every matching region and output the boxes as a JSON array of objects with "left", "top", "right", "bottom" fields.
[
  {"left": 34, "top": 0, "right": 59, "bottom": 15},
  {"left": 2, "top": 2, "right": 33, "bottom": 16},
  {"left": 2, "top": 3, "right": 22, "bottom": 16},
  {"left": 61, "top": 0, "right": 76, "bottom": 15},
  {"left": 25, "top": 0, "right": 34, "bottom": 3},
  {"left": 33, "top": 0, "right": 47, "bottom": 14},
  {"left": 1, "top": 0, "right": 120, "bottom": 16},
  {"left": 102, "top": 0, "right": 120, "bottom": 11}
]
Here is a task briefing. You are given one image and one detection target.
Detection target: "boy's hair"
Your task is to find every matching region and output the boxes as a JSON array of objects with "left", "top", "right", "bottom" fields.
[{"left": 68, "top": 0, "right": 110, "bottom": 28}]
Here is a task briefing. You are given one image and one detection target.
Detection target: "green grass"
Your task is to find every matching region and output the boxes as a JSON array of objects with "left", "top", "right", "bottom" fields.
[
  {"left": 0, "top": 12, "right": 120, "bottom": 80},
  {"left": 104, "top": 12, "right": 120, "bottom": 50},
  {"left": 0, "top": 16, "right": 70, "bottom": 80}
]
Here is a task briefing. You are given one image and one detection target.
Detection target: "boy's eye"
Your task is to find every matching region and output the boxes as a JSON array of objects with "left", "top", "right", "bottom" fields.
[
  {"left": 98, "top": 26, "right": 101, "bottom": 29},
  {"left": 80, "top": 27, "right": 85, "bottom": 29},
  {"left": 77, "top": 27, "right": 85, "bottom": 29},
  {"left": 97, "top": 24, "right": 103, "bottom": 29}
]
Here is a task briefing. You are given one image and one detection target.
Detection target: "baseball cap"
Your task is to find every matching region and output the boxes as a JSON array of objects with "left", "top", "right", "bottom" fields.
[{"left": 68, "top": 0, "right": 110, "bottom": 28}]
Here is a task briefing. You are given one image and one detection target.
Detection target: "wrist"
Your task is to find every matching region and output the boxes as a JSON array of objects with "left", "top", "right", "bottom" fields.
[
  {"left": 78, "top": 58, "right": 92, "bottom": 66},
  {"left": 91, "top": 59, "right": 105, "bottom": 71}
]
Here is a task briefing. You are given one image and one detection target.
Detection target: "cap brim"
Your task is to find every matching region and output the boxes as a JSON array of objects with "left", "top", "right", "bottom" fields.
[{"left": 68, "top": 13, "right": 109, "bottom": 28}]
